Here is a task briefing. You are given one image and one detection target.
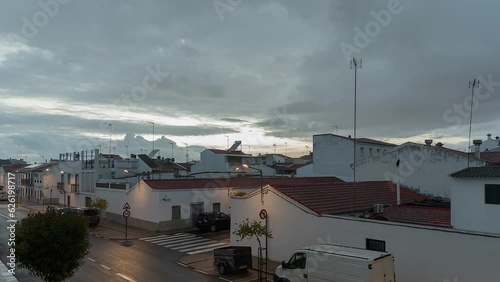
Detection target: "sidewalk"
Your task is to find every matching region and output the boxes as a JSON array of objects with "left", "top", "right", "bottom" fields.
[
  {"left": 0, "top": 262, "right": 18, "bottom": 282},
  {"left": 179, "top": 252, "right": 280, "bottom": 282}
]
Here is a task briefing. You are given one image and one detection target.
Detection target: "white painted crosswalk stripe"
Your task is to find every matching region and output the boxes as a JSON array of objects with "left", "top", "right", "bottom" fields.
[
  {"left": 169, "top": 240, "right": 217, "bottom": 250},
  {"left": 187, "top": 244, "right": 231, "bottom": 255},
  {"left": 139, "top": 233, "right": 228, "bottom": 255},
  {"left": 145, "top": 234, "right": 195, "bottom": 243},
  {"left": 177, "top": 242, "right": 228, "bottom": 252},
  {"left": 161, "top": 238, "right": 211, "bottom": 248}
]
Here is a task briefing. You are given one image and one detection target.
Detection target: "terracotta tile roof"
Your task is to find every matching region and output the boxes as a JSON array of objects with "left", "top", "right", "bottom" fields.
[
  {"left": 450, "top": 166, "right": 500, "bottom": 178},
  {"left": 1, "top": 164, "right": 29, "bottom": 173},
  {"left": 271, "top": 181, "right": 427, "bottom": 215},
  {"left": 472, "top": 151, "right": 500, "bottom": 164},
  {"left": 377, "top": 204, "right": 451, "bottom": 228},
  {"left": 144, "top": 176, "right": 345, "bottom": 190}
]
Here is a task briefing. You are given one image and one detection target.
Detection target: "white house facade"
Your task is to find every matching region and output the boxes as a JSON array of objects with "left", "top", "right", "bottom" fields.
[
  {"left": 230, "top": 184, "right": 500, "bottom": 282},
  {"left": 356, "top": 142, "right": 487, "bottom": 198},
  {"left": 450, "top": 166, "right": 500, "bottom": 234},
  {"left": 313, "top": 134, "right": 396, "bottom": 180}
]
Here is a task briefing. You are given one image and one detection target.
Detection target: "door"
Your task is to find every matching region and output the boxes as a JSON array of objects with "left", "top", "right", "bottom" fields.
[
  {"left": 190, "top": 202, "right": 204, "bottom": 227},
  {"left": 284, "top": 252, "right": 308, "bottom": 282}
]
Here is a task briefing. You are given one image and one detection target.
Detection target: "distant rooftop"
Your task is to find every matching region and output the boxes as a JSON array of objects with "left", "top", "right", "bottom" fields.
[
  {"left": 314, "top": 133, "right": 397, "bottom": 147},
  {"left": 450, "top": 166, "right": 500, "bottom": 178}
]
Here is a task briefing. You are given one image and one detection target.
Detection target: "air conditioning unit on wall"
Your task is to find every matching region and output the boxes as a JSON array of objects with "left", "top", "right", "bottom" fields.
[{"left": 373, "top": 204, "right": 385, "bottom": 214}]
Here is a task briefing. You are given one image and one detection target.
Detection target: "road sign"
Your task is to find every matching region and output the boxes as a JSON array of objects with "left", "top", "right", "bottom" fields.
[
  {"left": 259, "top": 209, "right": 267, "bottom": 220},
  {"left": 123, "top": 210, "right": 130, "bottom": 218},
  {"left": 123, "top": 202, "right": 131, "bottom": 210},
  {"left": 59, "top": 189, "right": 65, "bottom": 194}
]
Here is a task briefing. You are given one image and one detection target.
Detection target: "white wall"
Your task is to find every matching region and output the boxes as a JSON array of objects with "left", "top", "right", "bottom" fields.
[
  {"left": 357, "top": 144, "right": 485, "bottom": 198},
  {"left": 296, "top": 163, "right": 314, "bottom": 177},
  {"left": 191, "top": 151, "right": 227, "bottom": 174},
  {"left": 451, "top": 178, "right": 500, "bottom": 234},
  {"left": 313, "top": 134, "right": 393, "bottom": 180},
  {"left": 231, "top": 190, "right": 500, "bottom": 282}
]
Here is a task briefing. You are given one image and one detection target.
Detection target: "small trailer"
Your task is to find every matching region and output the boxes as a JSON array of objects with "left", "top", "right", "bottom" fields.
[{"left": 213, "top": 246, "right": 252, "bottom": 275}]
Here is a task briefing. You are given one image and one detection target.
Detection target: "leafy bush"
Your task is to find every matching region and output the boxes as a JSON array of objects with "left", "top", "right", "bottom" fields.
[{"left": 15, "top": 207, "right": 90, "bottom": 282}]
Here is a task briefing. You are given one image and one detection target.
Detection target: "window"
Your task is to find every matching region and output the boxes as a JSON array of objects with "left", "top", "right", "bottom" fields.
[
  {"left": 213, "top": 202, "right": 221, "bottom": 213},
  {"left": 360, "top": 147, "right": 365, "bottom": 157},
  {"left": 369, "top": 148, "right": 373, "bottom": 156},
  {"left": 377, "top": 149, "right": 380, "bottom": 153},
  {"left": 366, "top": 238, "right": 386, "bottom": 252},
  {"left": 485, "top": 184, "right": 500, "bottom": 205},
  {"left": 172, "top": 205, "right": 181, "bottom": 220},
  {"left": 287, "top": 253, "right": 307, "bottom": 269}
]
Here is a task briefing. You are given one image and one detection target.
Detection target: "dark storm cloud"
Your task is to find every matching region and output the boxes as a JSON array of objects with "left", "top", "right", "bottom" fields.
[{"left": 0, "top": 0, "right": 499, "bottom": 158}]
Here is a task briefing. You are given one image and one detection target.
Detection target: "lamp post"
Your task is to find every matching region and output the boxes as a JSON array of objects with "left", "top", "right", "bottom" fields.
[{"left": 242, "top": 164, "right": 263, "bottom": 205}]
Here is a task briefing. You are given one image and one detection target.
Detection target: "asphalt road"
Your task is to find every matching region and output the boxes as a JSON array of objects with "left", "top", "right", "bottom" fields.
[{"left": 0, "top": 203, "right": 223, "bottom": 282}]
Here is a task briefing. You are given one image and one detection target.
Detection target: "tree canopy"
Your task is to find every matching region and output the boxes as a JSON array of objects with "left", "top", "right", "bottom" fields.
[{"left": 15, "top": 207, "right": 91, "bottom": 282}]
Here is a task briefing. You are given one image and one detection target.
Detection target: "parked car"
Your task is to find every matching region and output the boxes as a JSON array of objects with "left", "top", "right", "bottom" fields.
[
  {"left": 55, "top": 207, "right": 76, "bottom": 215},
  {"left": 214, "top": 246, "right": 252, "bottom": 275},
  {"left": 196, "top": 212, "right": 230, "bottom": 232},
  {"left": 0, "top": 192, "right": 8, "bottom": 201},
  {"left": 74, "top": 207, "right": 100, "bottom": 228}
]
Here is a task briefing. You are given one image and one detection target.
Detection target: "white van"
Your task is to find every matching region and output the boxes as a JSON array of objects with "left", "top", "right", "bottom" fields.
[{"left": 273, "top": 244, "right": 395, "bottom": 282}]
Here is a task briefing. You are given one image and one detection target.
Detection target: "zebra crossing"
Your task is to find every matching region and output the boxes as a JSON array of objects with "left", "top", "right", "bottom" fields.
[{"left": 139, "top": 233, "right": 230, "bottom": 255}]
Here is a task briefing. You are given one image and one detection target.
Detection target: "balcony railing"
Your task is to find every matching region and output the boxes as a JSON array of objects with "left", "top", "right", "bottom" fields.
[
  {"left": 70, "top": 184, "right": 79, "bottom": 193},
  {"left": 21, "top": 179, "right": 33, "bottom": 186}
]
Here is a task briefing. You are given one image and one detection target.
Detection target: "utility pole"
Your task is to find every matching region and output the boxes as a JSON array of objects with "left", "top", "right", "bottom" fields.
[
  {"left": 182, "top": 142, "right": 189, "bottom": 163},
  {"left": 104, "top": 122, "right": 112, "bottom": 168},
  {"left": 467, "top": 79, "right": 480, "bottom": 167},
  {"left": 350, "top": 57, "right": 362, "bottom": 215},
  {"left": 285, "top": 142, "right": 288, "bottom": 156},
  {"left": 225, "top": 135, "right": 229, "bottom": 150}
]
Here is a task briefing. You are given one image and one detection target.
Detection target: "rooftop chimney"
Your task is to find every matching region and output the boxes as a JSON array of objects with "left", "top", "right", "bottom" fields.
[
  {"left": 487, "top": 133, "right": 492, "bottom": 140},
  {"left": 424, "top": 139, "right": 433, "bottom": 146},
  {"left": 435, "top": 142, "right": 443, "bottom": 147},
  {"left": 473, "top": 139, "right": 482, "bottom": 158}
]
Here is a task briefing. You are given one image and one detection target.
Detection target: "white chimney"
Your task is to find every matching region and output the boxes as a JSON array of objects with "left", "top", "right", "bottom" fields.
[
  {"left": 487, "top": 133, "right": 492, "bottom": 140},
  {"left": 425, "top": 139, "right": 433, "bottom": 146},
  {"left": 473, "top": 139, "right": 482, "bottom": 158}
]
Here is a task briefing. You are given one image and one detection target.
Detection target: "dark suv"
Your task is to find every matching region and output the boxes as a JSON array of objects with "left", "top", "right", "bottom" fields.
[
  {"left": 196, "top": 212, "right": 230, "bottom": 232},
  {"left": 75, "top": 207, "right": 100, "bottom": 228}
]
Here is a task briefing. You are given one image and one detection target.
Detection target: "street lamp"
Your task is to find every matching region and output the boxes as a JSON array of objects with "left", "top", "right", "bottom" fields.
[{"left": 242, "top": 164, "right": 264, "bottom": 205}]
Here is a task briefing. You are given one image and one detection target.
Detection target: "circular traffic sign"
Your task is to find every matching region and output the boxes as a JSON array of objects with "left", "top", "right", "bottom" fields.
[
  {"left": 123, "top": 210, "right": 131, "bottom": 218},
  {"left": 259, "top": 209, "right": 267, "bottom": 219}
]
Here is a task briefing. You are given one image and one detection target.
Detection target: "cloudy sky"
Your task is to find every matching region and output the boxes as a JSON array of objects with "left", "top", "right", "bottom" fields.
[{"left": 1, "top": 0, "right": 499, "bottom": 163}]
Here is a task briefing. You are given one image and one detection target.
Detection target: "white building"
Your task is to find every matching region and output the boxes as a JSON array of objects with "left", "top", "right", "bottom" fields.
[
  {"left": 97, "top": 177, "right": 343, "bottom": 231},
  {"left": 190, "top": 148, "right": 251, "bottom": 178},
  {"left": 468, "top": 133, "right": 500, "bottom": 152},
  {"left": 356, "top": 141, "right": 495, "bottom": 199},
  {"left": 230, "top": 181, "right": 500, "bottom": 282},
  {"left": 450, "top": 166, "right": 500, "bottom": 234},
  {"left": 313, "top": 134, "right": 396, "bottom": 180},
  {"left": 18, "top": 162, "right": 60, "bottom": 204}
]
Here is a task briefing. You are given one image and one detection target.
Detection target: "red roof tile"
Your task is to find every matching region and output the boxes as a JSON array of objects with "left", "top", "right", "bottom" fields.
[
  {"left": 378, "top": 204, "right": 451, "bottom": 228},
  {"left": 271, "top": 181, "right": 427, "bottom": 215},
  {"left": 2, "top": 164, "right": 28, "bottom": 173},
  {"left": 144, "top": 176, "right": 345, "bottom": 190},
  {"left": 472, "top": 151, "right": 500, "bottom": 164}
]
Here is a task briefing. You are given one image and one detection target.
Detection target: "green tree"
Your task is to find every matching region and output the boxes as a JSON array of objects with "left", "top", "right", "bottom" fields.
[
  {"left": 233, "top": 218, "right": 273, "bottom": 251},
  {"left": 15, "top": 207, "right": 90, "bottom": 282},
  {"left": 90, "top": 197, "right": 109, "bottom": 210}
]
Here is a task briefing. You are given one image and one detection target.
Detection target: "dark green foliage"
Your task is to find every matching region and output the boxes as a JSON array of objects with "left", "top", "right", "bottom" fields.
[
  {"left": 15, "top": 206, "right": 91, "bottom": 282},
  {"left": 233, "top": 218, "right": 273, "bottom": 249}
]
